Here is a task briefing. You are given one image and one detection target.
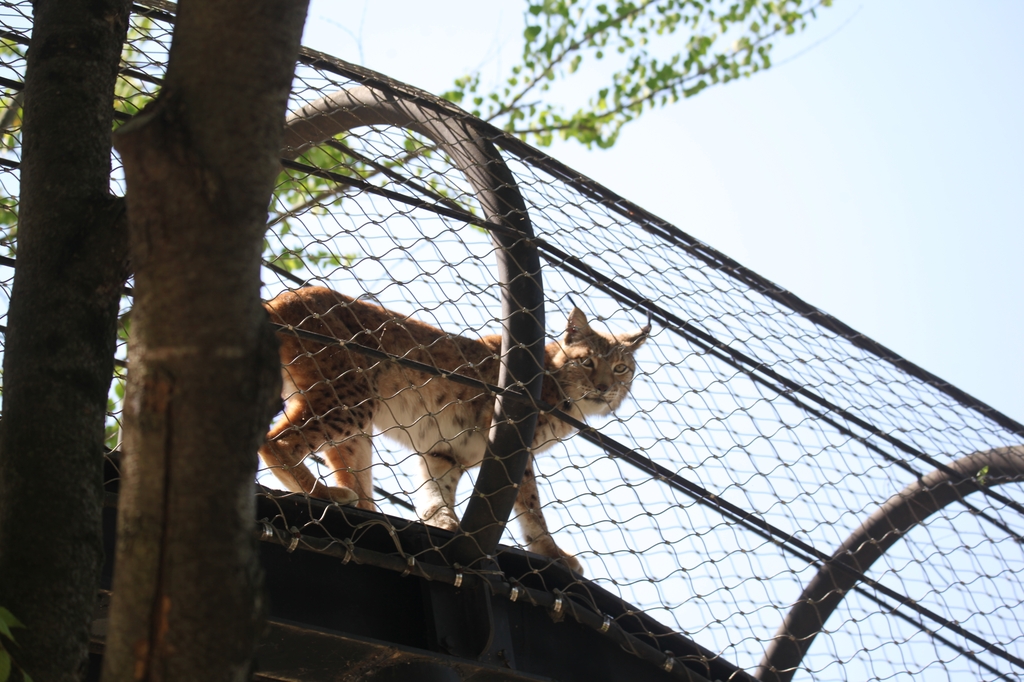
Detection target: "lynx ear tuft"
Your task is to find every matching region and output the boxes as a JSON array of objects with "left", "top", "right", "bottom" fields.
[
  {"left": 564, "top": 307, "right": 592, "bottom": 344},
  {"left": 620, "top": 322, "right": 651, "bottom": 350}
]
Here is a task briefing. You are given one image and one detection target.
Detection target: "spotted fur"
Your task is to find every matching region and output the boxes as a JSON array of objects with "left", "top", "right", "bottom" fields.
[{"left": 259, "top": 286, "right": 649, "bottom": 574}]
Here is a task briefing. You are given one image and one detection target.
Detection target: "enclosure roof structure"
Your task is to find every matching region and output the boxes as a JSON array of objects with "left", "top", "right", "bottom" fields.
[{"left": 1, "top": 1, "right": 1022, "bottom": 680}]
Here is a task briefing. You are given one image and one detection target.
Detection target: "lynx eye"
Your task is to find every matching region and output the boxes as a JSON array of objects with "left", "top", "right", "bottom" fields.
[
  {"left": 613, "top": 363, "right": 630, "bottom": 374},
  {"left": 580, "top": 357, "right": 595, "bottom": 368}
]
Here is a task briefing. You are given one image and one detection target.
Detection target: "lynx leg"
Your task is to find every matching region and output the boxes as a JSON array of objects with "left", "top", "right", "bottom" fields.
[
  {"left": 513, "top": 459, "right": 583, "bottom": 575},
  {"left": 319, "top": 437, "right": 374, "bottom": 511},
  {"left": 259, "top": 389, "right": 360, "bottom": 506},
  {"left": 415, "top": 451, "right": 463, "bottom": 532},
  {"left": 317, "top": 391, "right": 378, "bottom": 507}
]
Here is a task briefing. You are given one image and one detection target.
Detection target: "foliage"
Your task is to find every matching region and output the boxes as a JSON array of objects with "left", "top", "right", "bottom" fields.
[
  {"left": 268, "top": 130, "right": 471, "bottom": 253},
  {"left": 0, "top": 38, "right": 24, "bottom": 257},
  {"left": 112, "top": 17, "right": 162, "bottom": 122},
  {"left": 268, "top": 159, "right": 360, "bottom": 274},
  {"left": 0, "top": 607, "right": 31, "bottom": 682},
  {"left": 0, "top": 14, "right": 161, "bottom": 255},
  {"left": 442, "top": 0, "right": 833, "bottom": 148},
  {"left": 104, "top": 375, "right": 126, "bottom": 451}
]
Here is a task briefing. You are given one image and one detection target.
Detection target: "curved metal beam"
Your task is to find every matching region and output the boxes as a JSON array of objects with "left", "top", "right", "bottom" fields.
[
  {"left": 757, "top": 445, "right": 1024, "bottom": 681},
  {"left": 281, "top": 86, "right": 545, "bottom": 568}
]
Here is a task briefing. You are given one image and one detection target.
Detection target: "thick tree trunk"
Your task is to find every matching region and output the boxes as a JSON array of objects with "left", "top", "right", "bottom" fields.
[
  {"left": 101, "top": 2, "right": 307, "bottom": 680},
  {"left": 0, "top": 2, "right": 131, "bottom": 681}
]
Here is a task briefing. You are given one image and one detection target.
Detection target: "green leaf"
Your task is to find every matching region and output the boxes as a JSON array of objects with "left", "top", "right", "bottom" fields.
[
  {"left": 523, "top": 25, "right": 542, "bottom": 42},
  {"left": 0, "top": 609, "right": 23, "bottom": 632},
  {"left": 0, "top": 648, "right": 11, "bottom": 682}
]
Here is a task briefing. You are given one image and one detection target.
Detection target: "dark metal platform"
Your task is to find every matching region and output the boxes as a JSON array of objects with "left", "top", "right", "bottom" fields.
[{"left": 89, "top": 458, "right": 752, "bottom": 682}]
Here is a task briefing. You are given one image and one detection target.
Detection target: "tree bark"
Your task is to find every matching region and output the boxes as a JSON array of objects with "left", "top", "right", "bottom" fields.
[
  {"left": 101, "top": 2, "right": 307, "bottom": 680},
  {"left": 0, "top": 1, "right": 131, "bottom": 681}
]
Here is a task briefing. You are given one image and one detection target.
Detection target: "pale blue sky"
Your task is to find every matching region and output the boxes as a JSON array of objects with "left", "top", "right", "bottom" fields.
[{"left": 300, "top": 0, "right": 1024, "bottom": 423}]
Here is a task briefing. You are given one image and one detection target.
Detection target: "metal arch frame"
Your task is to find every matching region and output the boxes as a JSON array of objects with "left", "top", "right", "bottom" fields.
[
  {"left": 757, "top": 445, "right": 1024, "bottom": 682},
  {"left": 281, "top": 85, "right": 546, "bottom": 569}
]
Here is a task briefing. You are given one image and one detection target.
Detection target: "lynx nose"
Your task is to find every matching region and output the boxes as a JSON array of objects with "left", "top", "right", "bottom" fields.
[{"left": 595, "top": 383, "right": 609, "bottom": 393}]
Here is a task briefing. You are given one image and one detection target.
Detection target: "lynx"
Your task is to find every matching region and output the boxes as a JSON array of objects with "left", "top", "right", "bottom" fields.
[{"left": 259, "top": 286, "right": 649, "bottom": 574}]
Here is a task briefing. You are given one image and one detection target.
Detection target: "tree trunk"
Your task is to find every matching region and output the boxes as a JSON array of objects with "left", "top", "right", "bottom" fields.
[
  {"left": 100, "top": 2, "right": 307, "bottom": 680},
  {"left": 0, "top": 2, "right": 131, "bottom": 681}
]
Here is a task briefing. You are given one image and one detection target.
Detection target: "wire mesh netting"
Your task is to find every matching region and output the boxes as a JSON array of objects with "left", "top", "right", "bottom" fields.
[{"left": 1, "top": 2, "right": 1023, "bottom": 680}]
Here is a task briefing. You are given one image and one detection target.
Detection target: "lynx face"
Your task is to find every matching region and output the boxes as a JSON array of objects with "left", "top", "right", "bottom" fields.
[{"left": 549, "top": 307, "right": 648, "bottom": 418}]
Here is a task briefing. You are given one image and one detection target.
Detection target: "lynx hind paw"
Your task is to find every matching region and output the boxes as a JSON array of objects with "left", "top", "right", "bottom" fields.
[{"left": 421, "top": 506, "right": 460, "bottom": 532}]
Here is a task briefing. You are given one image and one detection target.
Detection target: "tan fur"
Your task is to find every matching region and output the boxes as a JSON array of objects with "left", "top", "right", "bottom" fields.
[{"left": 259, "top": 286, "right": 649, "bottom": 574}]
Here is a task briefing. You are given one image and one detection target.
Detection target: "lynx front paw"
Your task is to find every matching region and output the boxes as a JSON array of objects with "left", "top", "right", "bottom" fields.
[
  {"left": 310, "top": 482, "right": 360, "bottom": 506},
  {"left": 528, "top": 536, "right": 585, "bottom": 576},
  {"left": 556, "top": 548, "right": 584, "bottom": 576}
]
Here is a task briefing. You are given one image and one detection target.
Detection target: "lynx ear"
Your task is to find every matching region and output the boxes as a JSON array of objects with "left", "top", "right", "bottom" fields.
[
  {"left": 619, "top": 322, "right": 651, "bottom": 350},
  {"left": 564, "top": 307, "right": 592, "bottom": 345}
]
